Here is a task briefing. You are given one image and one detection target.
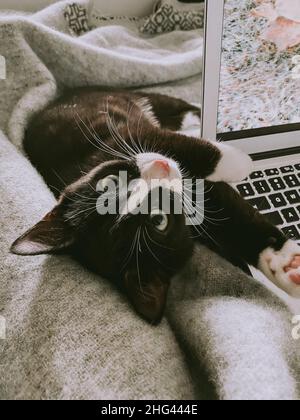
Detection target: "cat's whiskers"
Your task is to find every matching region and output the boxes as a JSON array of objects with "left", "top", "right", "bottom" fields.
[
  {"left": 109, "top": 217, "right": 122, "bottom": 235},
  {"left": 134, "top": 228, "right": 162, "bottom": 301},
  {"left": 120, "top": 227, "right": 140, "bottom": 272},
  {"left": 49, "top": 184, "right": 64, "bottom": 197},
  {"left": 74, "top": 111, "right": 131, "bottom": 162},
  {"left": 145, "top": 226, "right": 175, "bottom": 251},
  {"left": 136, "top": 226, "right": 142, "bottom": 280},
  {"left": 184, "top": 182, "right": 214, "bottom": 196},
  {"left": 85, "top": 114, "right": 124, "bottom": 158},
  {"left": 105, "top": 116, "right": 135, "bottom": 160},
  {"left": 134, "top": 104, "right": 149, "bottom": 154},
  {"left": 87, "top": 108, "right": 134, "bottom": 161},
  {"left": 74, "top": 112, "right": 112, "bottom": 155},
  {"left": 182, "top": 190, "right": 229, "bottom": 225},
  {"left": 180, "top": 194, "right": 221, "bottom": 243},
  {"left": 178, "top": 166, "right": 190, "bottom": 179},
  {"left": 82, "top": 206, "right": 99, "bottom": 221},
  {"left": 205, "top": 184, "right": 216, "bottom": 196},
  {"left": 136, "top": 227, "right": 145, "bottom": 295},
  {"left": 142, "top": 229, "right": 173, "bottom": 272},
  {"left": 63, "top": 195, "right": 99, "bottom": 221},
  {"left": 104, "top": 98, "right": 138, "bottom": 159},
  {"left": 183, "top": 200, "right": 222, "bottom": 232},
  {"left": 63, "top": 193, "right": 96, "bottom": 206},
  {"left": 64, "top": 204, "right": 98, "bottom": 223},
  {"left": 182, "top": 199, "right": 206, "bottom": 228},
  {"left": 189, "top": 220, "right": 220, "bottom": 246},
  {"left": 79, "top": 169, "right": 89, "bottom": 176},
  {"left": 52, "top": 168, "right": 68, "bottom": 188},
  {"left": 77, "top": 164, "right": 98, "bottom": 195},
  {"left": 126, "top": 102, "right": 145, "bottom": 154},
  {"left": 183, "top": 182, "right": 230, "bottom": 220},
  {"left": 52, "top": 169, "right": 97, "bottom": 203}
]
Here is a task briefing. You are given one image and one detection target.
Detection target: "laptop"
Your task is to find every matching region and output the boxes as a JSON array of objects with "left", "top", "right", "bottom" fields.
[{"left": 202, "top": 0, "right": 300, "bottom": 243}]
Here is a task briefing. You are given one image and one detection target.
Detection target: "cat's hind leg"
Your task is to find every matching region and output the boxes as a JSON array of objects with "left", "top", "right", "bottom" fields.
[{"left": 137, "top": 93, "right": 201, "bottom": 132}]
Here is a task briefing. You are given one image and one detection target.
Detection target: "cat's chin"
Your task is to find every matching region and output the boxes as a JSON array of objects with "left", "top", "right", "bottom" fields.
[
  {"left": 258, "top": 240, "right": 300, "bottom": 298},
  {"left": 207, "top": 143, "right": 254, "bottom": 183}
]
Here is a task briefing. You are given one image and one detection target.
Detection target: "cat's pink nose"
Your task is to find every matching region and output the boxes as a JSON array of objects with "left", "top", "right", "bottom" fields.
[
  {"left": 290, "top": 272, "right": 300, "bottom": 285},
  {"left": 154, "top": 160, "right": 170, "bottom": 174}
]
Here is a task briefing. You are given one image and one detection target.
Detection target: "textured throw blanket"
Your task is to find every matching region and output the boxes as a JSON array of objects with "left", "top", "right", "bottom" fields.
[{"left": 0, "top": 0, "right": 299, "bottom": 400}]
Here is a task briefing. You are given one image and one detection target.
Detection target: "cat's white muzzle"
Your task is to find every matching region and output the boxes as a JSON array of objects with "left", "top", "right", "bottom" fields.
[{"left": 136, "top": 153, "right": 182, "bottom": 183}]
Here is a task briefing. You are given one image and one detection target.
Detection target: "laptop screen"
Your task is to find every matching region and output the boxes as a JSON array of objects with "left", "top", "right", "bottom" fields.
[{"left": 216, "top": 0, "right": 300, "bottom": 141}]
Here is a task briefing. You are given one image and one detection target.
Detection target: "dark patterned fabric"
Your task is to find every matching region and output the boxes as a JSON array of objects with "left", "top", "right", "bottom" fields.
[
  {"left": 64, "top": 3, "right": 89, "bottom": 36},
  {"left": 140, "top": 3, "right": 204, "bottom": 35},
  {"left": 91, "top": 14, "right": 140, "bottom": 27}
]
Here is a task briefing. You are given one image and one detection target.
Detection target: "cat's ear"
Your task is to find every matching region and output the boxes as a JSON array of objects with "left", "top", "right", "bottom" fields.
[
  {"left": 123, "top": 270, "right": 170, "bottom": 324},
  {"left": 10, "top": 206, "right": 74, "bottom": 256}
]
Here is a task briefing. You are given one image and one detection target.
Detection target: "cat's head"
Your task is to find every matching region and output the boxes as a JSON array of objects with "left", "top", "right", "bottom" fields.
[{"left": 11, "top": 153, "right": 194, "bottom": 324}]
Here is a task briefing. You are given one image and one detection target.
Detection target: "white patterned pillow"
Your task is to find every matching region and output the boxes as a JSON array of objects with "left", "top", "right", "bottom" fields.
[
  {"left": 155, "top": 0, "right": 204, "bottom": 12},
  {"left": 89, "top": 14, "right": 142, "bottom": 30},
  {"left": 140, "top": 3, "right": 204, "bottom": 35},
  {"left": 64, "top": 3, "right": 90, "bottom": 36},
  {"left": 64, "top": 2, "right": 141, "bottom": 35},
  {"left": 88, "top": 0, "right": 148, "bottom": 30}
]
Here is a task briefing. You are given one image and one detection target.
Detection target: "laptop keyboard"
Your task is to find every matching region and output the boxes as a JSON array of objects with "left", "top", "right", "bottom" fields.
[{"left": 236, "top": 163, "right": 300, "bottom": 245}]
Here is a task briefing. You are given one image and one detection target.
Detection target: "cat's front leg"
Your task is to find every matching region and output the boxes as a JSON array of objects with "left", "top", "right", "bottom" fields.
[
  {"left": 203, "top": 182, "right": 300, "bottom": 298},
  {"left": 259, "top": 240, "right": 300, "bottom": 298}
]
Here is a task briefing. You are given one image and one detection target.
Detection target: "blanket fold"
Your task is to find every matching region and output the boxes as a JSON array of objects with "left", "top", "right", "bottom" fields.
[{"left": 0, "top": 0, "right": 202, "bottom": 148}]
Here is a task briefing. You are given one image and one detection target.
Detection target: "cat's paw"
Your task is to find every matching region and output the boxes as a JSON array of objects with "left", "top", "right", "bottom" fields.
[
  {"left": 258, "top": 240, "right": 300, "bottom": 298},
  {"left": 207, "top": 143, "right": 254, "bottom": 183}
]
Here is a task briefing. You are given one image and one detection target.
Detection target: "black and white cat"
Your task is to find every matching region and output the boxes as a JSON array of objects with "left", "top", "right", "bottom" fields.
[{"left": 11, "top": 89, "right": 300, "bottom": 323}]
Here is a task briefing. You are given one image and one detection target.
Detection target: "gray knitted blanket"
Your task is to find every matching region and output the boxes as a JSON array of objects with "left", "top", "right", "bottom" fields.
[{"left": 0, "top": 0, "right": 299, "bottom": 400}]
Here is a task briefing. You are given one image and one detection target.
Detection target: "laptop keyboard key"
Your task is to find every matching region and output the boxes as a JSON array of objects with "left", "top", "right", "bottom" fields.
[
  {"left": 264, "top": 211, "right": 284, "bottom": 226},
  {"left": 237, "top": 183, "right": 255, "bottom": 197},
  {"left": 280, "top": 166, "right": 294, "bottom": 174},
  {"left": 284, "top": 174, "right": 300, "bottom": 188},
  {"left": 250, "top": 171, "right": 264, "bottom": 180},
  {"left": 269, "top": 177, "right": 286, "bottom": 191},
  {"left": 246, "top": 197, "right": 271, "bottom": 211},
  {"left": 265, "top": 168, "right": 279, "bottom": 176},
  {"left": 284, "top": 190, "right": 300, "bottom": 205},
  {"left": 238, "top": 163, "right": 300, "bottom": 231},
  {"left": 269, "top": 193, "right": 287, "bottom": 208},
  {"left": 282, "top": 226, "right": 300, "bottom": 241},
  {"left": 253, "top": 180, "right": 271, "bottom": 194},
  {"left": 281, "top": 208, "right": 299, "bottom": 224}
]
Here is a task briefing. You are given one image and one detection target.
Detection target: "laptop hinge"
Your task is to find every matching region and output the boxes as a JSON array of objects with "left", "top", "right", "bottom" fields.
[{"left": 250, "top": 147, "right": 300, "bottom": 162}]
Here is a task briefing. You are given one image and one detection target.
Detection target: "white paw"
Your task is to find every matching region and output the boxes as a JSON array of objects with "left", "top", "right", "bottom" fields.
[
  {"left": 258, "top": 240, "right": 300, "bottom": 298},
  {"left": 181, "top": 112, "right": 201, "bottom": 131},
  {"left": 206, "top": 143, "right": 254, "bottom": 183},
  {"left": 178, "top": 112, "right": 201, "bottom": 138}
]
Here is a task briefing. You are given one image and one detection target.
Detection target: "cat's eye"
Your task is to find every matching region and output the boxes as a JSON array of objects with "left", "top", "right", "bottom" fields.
[{"left": 150, "top": 210, "right": 169, "bottom": 232}]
